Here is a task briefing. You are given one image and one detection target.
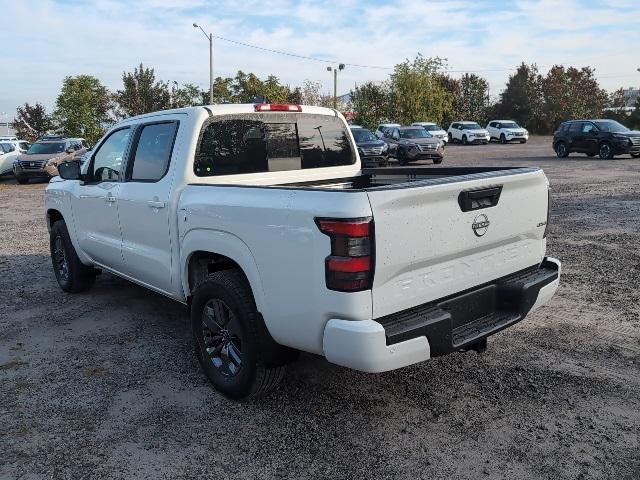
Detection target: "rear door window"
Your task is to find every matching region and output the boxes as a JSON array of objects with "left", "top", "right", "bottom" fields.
[
  {"left": 128, "top": 122, "right": 178, "bottom": 181},
  {"left": 569, "top": 122, "right": 582, "bottom": 134},
  {"left": 194, "top": 113, "right": 354, "bottom": 177}
]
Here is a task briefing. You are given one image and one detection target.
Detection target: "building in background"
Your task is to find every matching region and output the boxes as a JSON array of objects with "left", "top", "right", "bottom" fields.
[
  {"left": 0, "top": 121, "right": 16, "bottom": 137},
  {"left": 623, "top": 87, "right": 639, "bottom": 107}
]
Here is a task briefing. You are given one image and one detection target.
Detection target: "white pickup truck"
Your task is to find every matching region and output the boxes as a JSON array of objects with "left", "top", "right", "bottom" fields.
[{"left": 45, "top": 103, "right": 560, "bottom": 400}]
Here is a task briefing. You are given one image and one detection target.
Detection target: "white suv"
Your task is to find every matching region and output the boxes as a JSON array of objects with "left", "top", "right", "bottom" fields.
[
  {"left": 487, "top": 120, "right": 529, "bottom": 144},
  {"left": 375, "top": 123, "right": 400, "bottom": 139},
  {"left": 447, "top": 122, "right": 490, "bottom": 145},
  {"left": 411, "top": 122, "right": 448, "bottom": 143}
]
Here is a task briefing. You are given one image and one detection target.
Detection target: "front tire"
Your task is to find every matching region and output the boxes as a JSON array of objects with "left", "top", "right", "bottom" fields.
[
  {"left": 555, "top": 141, "right": 569, "bottom": 158},
  {"left": 433, "top": 157, "right": 443, "bottom": 165},
  {"left": 462, "top": 135, "right": 468, "bottom": 145},
  {"left": 632, "top": 153, "right": 640, "bottom": 159},
  {"left": 50, "top": 220, "right": 96, "bottom": 293},
  {"left": 500, "top": 134, "right": 506, "bottom": 144},
  {"left": 191, "top": 270, "right": 287, "bottom": 400},
  {"left": 599, "top": 142, "right": 614, "bottom": 160},
  {"left": 15, "top": 175, "right": 29, "bottom": 184}
]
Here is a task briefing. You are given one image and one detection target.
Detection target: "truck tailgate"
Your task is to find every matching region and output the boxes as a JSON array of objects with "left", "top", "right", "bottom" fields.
[{"left": 367, "top": 168, "right": 549, "bottom": 318}]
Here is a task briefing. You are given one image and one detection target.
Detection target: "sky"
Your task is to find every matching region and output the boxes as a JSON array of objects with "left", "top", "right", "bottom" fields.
[{"left": 1, "top": 0, "right": 639, "bottom": 119}]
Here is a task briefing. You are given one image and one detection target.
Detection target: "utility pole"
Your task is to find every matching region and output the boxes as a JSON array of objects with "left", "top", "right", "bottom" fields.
[
  {"left": 327, "top": 64, "right": 345, "bottom": 109},
  {"left": 193, "top": 23, "right": 213, "bottom": 104}
]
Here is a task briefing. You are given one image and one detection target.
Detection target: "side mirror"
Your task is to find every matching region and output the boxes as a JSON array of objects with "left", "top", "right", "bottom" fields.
[
  {"left": 58, "top": 161, "right": 82, "bottom": 180},
  {"left": 66, "top": 147, "right": 74, "bottom": 154}
]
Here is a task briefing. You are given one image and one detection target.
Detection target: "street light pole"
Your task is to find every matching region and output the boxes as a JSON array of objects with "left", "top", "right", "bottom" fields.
[
  {"left": 193, "top": 23, "right": 213, "bottom": 105},
  {"left": 327, "top": 64, "right": 345, "bottom": 109}
]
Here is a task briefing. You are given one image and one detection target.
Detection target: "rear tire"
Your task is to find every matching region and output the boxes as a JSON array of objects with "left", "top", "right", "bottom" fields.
[
  {"left": 50, "top": 220, "right": 96, "bottom": 293},
  {"left": 555, "top": 141, "right": 569, "bottom": 158},
  {"left": 448, "top": 132, "right": 452, "bottom": 143},
  {"left": 599, "top": 142, "right": 614, "bottom": 160},
  {"left": 191, "top": 270, "right": 288, "bottom": 400},
  {"left": 15, "top": 175, "right": 29, "bottom": 184}
]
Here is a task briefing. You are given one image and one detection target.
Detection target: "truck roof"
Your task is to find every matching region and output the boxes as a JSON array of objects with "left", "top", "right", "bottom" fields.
[{"left": 120, "top": 104, "right": 339, "bottom": 125}]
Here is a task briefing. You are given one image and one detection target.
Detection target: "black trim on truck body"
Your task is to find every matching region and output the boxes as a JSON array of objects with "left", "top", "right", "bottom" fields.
[
  {"left": 188, "top": 166, "right": 541, "bottom": 193},
  {"left": 376, "top": 258, "right": 559, "bottom": 356}
]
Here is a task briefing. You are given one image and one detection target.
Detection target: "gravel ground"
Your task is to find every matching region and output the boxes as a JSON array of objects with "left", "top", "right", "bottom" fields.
[{"left": 1, "top": 136, "right": 639, "bottom": 479}]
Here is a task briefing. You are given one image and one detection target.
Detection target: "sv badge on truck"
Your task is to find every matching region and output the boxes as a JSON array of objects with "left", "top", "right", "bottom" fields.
[{"left": 472, "top": 214, "right": 490, "bottom": 237}]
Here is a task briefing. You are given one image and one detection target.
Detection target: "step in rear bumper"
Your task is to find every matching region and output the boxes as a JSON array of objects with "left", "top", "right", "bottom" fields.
[{"left": 322, "top": 257, "right": 560, "bottom": 373}]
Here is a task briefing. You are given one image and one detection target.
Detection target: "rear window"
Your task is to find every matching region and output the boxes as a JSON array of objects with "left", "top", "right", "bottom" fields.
[{"left": 194, "top": 113, "right": 354, "bottom": 177}]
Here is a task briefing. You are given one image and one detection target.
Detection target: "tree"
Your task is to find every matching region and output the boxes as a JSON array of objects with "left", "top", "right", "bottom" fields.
[
  {"left": 171, "top": 82, "right": 203, "bottom": 108},
  {"left": 349, "top": 81, "right": 392, "bottom": 130},
  {"left": 208, "top": 76, "right": 234, "bottom": 104},
  {"left": 11, "top": 103, "right": 55, "bottom": 142},
  {"left": 114, "top": 63, "right": 171, "bottom": 117},
  {"left": 439, "top": 75, "right": 462, "bottom": 127},
  {"left": 388, "top": 55, "right": 452, "bottom": 125},
  {"left": 54, "top": 75, "right": 112, "bottom": 144},
  {"left": 458, "top": 73, "right": 490, "bottom": 123},
  {"left": 301, "top": 80, "right": 332, "bottom": 107},
  {"left": 262, "top": 75, "right": 291, "bottom": 103},
  {"left": 493, "top": 63, "right": 544, "bottom": 131},
  {"left": 541, "top": 65, "right": 608, "bottom": 132}
]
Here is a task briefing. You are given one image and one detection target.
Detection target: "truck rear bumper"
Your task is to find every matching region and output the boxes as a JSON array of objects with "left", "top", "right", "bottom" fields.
[{"left": 323, "top": 257, "right": 560, "bottom": 373}]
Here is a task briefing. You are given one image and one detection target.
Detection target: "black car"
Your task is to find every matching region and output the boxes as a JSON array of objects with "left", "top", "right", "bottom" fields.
[
  {"left": 553, "top": 119, "right": 640, "bottom": 159},
  {"left": 350, "top": 127, "right": 389, "bottom": 167}
]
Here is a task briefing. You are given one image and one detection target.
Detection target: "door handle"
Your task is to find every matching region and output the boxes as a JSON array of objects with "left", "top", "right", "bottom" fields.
[{"left": 147, "top": 200, "right": 166, "bottom": 209}]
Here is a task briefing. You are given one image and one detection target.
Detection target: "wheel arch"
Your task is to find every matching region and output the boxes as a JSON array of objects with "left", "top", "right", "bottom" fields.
[
  {"left": 181, "top": 229, "right": 265, "bottom": 313},
  {"left": 46, "top": 208, "right": 65, "bottom": 231}
]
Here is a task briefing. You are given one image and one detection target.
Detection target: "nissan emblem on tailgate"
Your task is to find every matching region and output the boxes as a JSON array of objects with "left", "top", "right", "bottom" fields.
[{"left": 472, "top": 214, "right": 490, "bottom": 237}]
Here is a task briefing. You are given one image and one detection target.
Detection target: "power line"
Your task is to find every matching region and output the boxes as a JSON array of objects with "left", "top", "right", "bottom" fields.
[
  {"left": 211, "top": 34, "right": 638, "bottom": 81},
  {"left": 212, "top": 34, "right": 392, "bottom": 70}
]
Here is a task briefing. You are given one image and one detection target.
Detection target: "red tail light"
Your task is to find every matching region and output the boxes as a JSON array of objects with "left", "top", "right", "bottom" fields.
[
  {"left": 316, "top": 217, "right": 374, "bottom": 292},
  {"left": 254, "top": 103, "right": 302, "bottom": 112}
]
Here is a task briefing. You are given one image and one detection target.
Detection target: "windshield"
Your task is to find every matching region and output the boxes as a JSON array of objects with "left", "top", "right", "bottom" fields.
[
  {"left": 594, "top": 120, "right": 630, "bottom": 133},
  {"left": 422, "top": 124, "right": 442, "bottom": 131},
  {"left": 27, "top": 142, "right": 66, "bottom": 155},
  {"left": 463, "top": 123, "right": 482, "bottom": 130},
  {"left": 500, "top": 122, "right": 520, "bottom": 129},
  {"left": 400, "top": 129, "right": 431, "bottom": 139},
  {"left": 351, "top": 128, "right": 377, "bottom": 143}
]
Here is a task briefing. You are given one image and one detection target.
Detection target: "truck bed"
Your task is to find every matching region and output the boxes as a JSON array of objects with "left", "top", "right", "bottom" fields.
[{"left": 281, "top": 166, "right": 539, "bottom": 191}]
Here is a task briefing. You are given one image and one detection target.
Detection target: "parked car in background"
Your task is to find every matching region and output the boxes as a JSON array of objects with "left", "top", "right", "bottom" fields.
[
  {"left": 553, "top": 119, "right": 640, "bottom": 159},
  {"left": 0, "top": 142, "right": 21, "bottom": 176},
  {"left": 0, "top": 136, "right": 19, "bottom": 142},
  {"left": 448, "top": 122, "right": 490, "bottom": 145},
  {"left": 411, "top": 122, "right": 449, "bottom": 143},
  {"left": 13, "top": 136, "right": 88, "bottom": 184},
  {"left": 375, "top": 123, "right": 400, "bottom": 139},
  {"left": 382, "top": 126, "right": 444, "bottom": 165},
  {"left": 487, "top": 120, "right": 529, "bottom": 144},
  {"left": 46, "top": 103, "right": 560, "bottom": 400},
  {"left": 350, "top": 126, "right": 389, "bottom": 167}
]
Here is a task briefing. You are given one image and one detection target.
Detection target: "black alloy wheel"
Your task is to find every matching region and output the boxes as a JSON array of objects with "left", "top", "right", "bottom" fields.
[
  {"left": 599, "top": 142, "right": 613, "bottom": 160},
  {"left": 201, "top": 299, "right": 243, "bottom": 377}
]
